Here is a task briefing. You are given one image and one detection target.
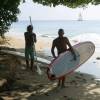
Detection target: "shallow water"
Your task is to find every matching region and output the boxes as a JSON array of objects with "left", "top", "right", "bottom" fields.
[{"left": 7, "top": 20, "right": 100, "bottom": 38}]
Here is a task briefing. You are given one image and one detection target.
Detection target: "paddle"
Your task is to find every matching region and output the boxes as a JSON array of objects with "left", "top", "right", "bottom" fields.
[{"left": 29, "top": 16, "right": 43, "bottom": 75}]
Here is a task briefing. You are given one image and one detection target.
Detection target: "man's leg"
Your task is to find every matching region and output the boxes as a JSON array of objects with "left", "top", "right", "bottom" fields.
[
  {"left": 26, "top": 59, "right": 29, "bottom": 69},
  {"left": 30, "top": 59, "right": 34, "bottom": 71},
  {"left": 25, "top": 48, "right": 29, "bottom": 69},
  {"left": 61, "top": 76, "right": 66, "bottom": 88},
  {"left": 30, "top": 49, "right": 34, "bottom": 71},
  {"left": 57, "top": 79, "right": 61, "bottom": 87}
]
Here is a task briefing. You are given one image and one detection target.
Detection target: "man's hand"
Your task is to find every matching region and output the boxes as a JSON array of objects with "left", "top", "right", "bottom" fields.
[{"left": 54, "top": 56, "right": 57, "bottom": 59}]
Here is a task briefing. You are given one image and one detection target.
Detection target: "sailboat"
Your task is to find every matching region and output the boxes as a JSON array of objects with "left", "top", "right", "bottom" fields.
[{"left": 78, "top": 13, "right": 83, "bottom": 21}]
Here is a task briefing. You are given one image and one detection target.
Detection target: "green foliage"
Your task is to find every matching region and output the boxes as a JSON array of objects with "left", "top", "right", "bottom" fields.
[
  {"left": 33, "top": 0, "right": 100, "bottom": 8},
  {"left": 0, "top": 0, "right": 20, "bottom": 37}
]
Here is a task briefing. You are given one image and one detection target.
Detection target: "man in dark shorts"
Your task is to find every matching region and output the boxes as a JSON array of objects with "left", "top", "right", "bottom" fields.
[
  {"left": 24, "top": 25, "right": 37, "bottom": 71},
  {"left": 51, "top": 28, "right": 76, "bottom": 87}
]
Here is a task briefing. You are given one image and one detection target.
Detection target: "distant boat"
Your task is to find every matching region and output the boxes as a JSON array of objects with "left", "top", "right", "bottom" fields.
[{"left": 78, "top": 13, "right": 83, "bottom": 21}]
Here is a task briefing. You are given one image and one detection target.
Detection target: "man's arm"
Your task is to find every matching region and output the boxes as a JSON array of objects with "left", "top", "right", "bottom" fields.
[
  {"left": 51, "top": 40, "right": 56, "bottom": 58},
  {"left": 66, "top": 37, "right": 76, "bottom": 60},
  {"left": 24, "top": 32, "right": 26, "bottom": 42},
  {"left": 33, "top": 33, "right": 37, "bottom": 43}
]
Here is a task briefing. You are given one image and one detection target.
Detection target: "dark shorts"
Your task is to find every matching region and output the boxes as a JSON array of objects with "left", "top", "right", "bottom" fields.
[
  {"left": 25, "top": 47, "right": 34, "bottom": 60},
  {"left": 59, "top": 76, "right": 65, "bottom": 80}
]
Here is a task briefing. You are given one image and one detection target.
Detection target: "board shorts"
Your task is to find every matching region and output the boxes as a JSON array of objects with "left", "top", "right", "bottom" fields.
[
  {"left": 25, "top": 47, "right": 34, "bottom": 60},
  {"left": 59, "top": 76, "right": 65, "bottom": 80}
]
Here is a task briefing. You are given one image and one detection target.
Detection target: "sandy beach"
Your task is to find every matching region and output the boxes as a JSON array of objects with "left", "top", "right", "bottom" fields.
[{"left": 1, "top": 33, "right": 100, "bottom": 100}]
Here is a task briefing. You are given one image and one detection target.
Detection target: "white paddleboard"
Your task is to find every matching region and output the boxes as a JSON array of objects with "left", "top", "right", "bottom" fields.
[{"left": 47, "top": 41, "right": 95, "bottom": 80}]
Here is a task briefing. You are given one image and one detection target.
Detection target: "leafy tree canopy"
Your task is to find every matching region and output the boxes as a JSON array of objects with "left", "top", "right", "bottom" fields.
[
  {"left": 0, "top": 0, "right": 20, "bottom": 37},
  {"left": 0, "top": 0, "right": 100, "bottom": 37},
  {"left": 33, "top": 0, "right": 100, "bottom": 8}
]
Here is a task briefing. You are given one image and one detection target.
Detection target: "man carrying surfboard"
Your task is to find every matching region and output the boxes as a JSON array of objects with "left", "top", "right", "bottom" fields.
[
  {"left": 51, "top": 28, "right": 76, "bottom": 87},
  {"left": 24, "top": 25, "right": 37, "bottom": 71}
]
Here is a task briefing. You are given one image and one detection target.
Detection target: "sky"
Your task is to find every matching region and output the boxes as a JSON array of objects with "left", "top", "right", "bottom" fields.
[{"left": 18, "top": 0, "right": 100, "bottom": 21}]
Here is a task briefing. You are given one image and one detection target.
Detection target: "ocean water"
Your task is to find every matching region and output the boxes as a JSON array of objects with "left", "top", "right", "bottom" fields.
[{"left": 7, "top": 20, "right": 100, "bottom": 38}]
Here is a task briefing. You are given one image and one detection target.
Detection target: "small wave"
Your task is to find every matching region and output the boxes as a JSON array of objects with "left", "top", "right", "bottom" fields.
[{"left": 71, "top": 33, "right": 100, "bottom": 44}]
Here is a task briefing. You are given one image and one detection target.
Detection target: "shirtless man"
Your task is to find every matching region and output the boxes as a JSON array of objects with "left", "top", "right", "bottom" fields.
[
  {"left": 51, "top": 29, "right": 76, "bottom": 87},
  {"left": 24, "top": 25, "right": 37, "bottom": 71}
]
